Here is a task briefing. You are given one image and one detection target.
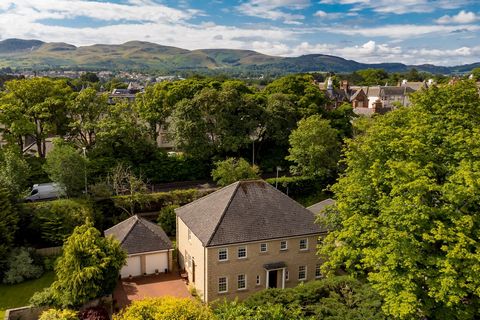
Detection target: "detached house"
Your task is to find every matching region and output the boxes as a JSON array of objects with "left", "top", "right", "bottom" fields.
[{"left": 176, "top": 180, "right": 327, "bottom": 302}]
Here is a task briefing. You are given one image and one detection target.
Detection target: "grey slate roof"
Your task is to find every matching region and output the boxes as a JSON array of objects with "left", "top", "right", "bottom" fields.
[
  {"left": 307, "top": 198, "right": 336, "bottom": 214},
  {"left": 104, "top": 215, "right": 172, "bottom": 255},
  {"left": 176, "top": 180, "right": 325, "bottom": 247}
]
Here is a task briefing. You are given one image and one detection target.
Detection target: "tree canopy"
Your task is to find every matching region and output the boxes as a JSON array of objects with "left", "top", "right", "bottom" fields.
[
  {"left": 319, "top": 80, "right": 480, "bottom": 319},
  {"left": 211, "top": 157, "right": 260, "bottom": 186}
]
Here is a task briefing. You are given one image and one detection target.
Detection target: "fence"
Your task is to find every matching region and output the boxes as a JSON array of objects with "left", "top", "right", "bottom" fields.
[{"left": 35, "top": 246, "right": 62, "bottom": 256}]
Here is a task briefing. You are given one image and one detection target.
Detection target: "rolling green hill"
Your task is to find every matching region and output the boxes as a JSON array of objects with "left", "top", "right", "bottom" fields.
[{"left": 0, "top": 39, "right": 476, "bottom": 75}]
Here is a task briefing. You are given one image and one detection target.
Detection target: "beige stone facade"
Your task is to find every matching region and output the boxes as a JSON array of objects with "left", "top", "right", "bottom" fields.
[{"left": 177, "top": 220, "right": 324, "bottom": 303}]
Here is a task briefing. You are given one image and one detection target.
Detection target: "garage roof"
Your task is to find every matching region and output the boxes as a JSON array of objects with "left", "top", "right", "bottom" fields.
[{"left": 104, "top": 215, "right": 172, "bottom": 255}]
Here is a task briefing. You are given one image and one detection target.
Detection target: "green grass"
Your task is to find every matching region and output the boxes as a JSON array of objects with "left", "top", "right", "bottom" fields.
[{"left": 0, "top": 271, "right": 55, "bottom": 318}]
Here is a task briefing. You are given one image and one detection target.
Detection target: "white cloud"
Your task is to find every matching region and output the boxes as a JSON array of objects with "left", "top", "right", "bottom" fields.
[
  {"left": 319, "top": 24, "right": 480, "bottom": 39},
  {"left": 319, "top": 0, "right": 471, "bottom": 15},
  {"left": 436, "top": 10, "right": 478, "bottom": 24},
  {"left": 314, "top": 10, "right": 328, "bottom": 17},
  {"left": 236, "top": 0, "right": 310, "bottom": 24}
]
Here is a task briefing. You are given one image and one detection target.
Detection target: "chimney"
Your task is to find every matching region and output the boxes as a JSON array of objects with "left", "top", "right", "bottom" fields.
[{"left": 341, "top": 80, "right": 349, "bottom": 91}]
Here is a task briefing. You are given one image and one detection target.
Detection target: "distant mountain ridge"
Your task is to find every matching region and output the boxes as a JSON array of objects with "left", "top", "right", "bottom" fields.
[{"left": 0, "top": 38, "right": 477, "bottom": 75}]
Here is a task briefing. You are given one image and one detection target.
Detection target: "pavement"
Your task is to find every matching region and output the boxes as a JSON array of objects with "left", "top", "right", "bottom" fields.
[{"left": 113, "top": 272, "right": 191, "bottom": 310}]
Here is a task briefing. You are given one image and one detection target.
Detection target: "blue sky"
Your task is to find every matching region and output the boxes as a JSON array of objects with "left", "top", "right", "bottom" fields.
[{"left": 0, "top": 0, "right": 479, "bottom": 65}]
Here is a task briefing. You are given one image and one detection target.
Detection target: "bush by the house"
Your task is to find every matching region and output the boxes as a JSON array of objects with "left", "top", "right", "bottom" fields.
[
  {"left": 3, "top": 247, "right": 44, "bottom": 284},
  {"left": 39, "top": 308, "right": 79, "bottom": 320},
  {"left": 79, "top": 306, "right": 110, "bottom": 320},
  {"left": 113, "top": 297, "right": 213, "bottom": 320}
]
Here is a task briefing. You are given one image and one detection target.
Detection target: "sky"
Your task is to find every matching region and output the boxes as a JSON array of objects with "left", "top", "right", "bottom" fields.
[{"left": 0, "top": 0, "right": 479, "bottom": 66}]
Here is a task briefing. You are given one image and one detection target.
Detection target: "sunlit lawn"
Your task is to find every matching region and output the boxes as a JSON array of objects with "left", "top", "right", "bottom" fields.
[{"left": 0, "top": 271, "right": 55, "bottom": 318}]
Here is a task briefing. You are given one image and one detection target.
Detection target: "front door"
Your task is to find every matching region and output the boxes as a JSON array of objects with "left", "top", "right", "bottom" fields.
[{"left": 268, "top": 270, "right": 277, "bottom": 288}]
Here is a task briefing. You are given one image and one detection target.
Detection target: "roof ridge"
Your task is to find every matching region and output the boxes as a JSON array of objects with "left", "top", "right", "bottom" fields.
[
  {"left": 174, "top": 181, "right": 238, "bottom": 213},
  {"left": 118, "top": 216, "right": 139, "bottom": 246},
  {"left": 104, "top": 215, "right": 135, "bottom": 234},
  {"left": 206, "top": 181, "right": 241, "bottom": 246}
]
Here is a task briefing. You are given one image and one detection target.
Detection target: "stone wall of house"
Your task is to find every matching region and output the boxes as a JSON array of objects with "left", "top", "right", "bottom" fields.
[
  {"left": 205, "top": 234, "right": 324, "bottom": 302},
  {"left": 177, "top": 217, "right": 207, "bottom": 300}
]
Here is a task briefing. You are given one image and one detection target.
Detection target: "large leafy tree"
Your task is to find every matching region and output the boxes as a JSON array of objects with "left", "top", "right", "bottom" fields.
[
  {"left": 43, "top": 140, "right": 87, "bottom": 197},
  {"left": 320, "top": 81, "right": 480, "bottom": 319},
  {"left": 211, "top": 157, "right": 260, "bottom": 186},
  {"left": 286, "top": 115, "right": 340, "bottom": 178},
  {"left": 33, "top": 221, "right": 126, "bottom": 308},
  {"left": 135, "top": 82, "right": 172, "bottom": 142},
  {"left": 0, "top": 78, "right": 73, "bottom": 157},
  {"left": 0, "top": 146, "right": 31, "bottom": 197},
  {"left": 68, "top": 88, "right": 108, "bottom": 148},
  {"left": 0, "top": 185, "right": 17, "bottom": 275}
]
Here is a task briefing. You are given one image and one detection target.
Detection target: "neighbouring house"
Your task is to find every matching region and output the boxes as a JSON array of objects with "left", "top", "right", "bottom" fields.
[
  {"left": 176, "top": 180, "right": 327, "bottom": 302},
  {"left": 105, "top": 215, "right": 174, "bottom": 278},
  {"left": 307, "top": 198, "right": 335, "bottom": 215}
]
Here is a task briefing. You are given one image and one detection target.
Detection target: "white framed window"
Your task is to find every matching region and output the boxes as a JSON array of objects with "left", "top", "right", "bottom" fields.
[
  {"left": 285, "top": 270, "right": 289, "bottom": 281},
  {"left": 315, "top": 264, "right": 322, "bottom": 279},
  {"left": 256, "top": 275, "right": 261, "bottom": 285},
  {"left": 218, "top": 276, "right": 228, "bottom": 293},
  {"left": 218, "top": 248, "right": 228, "bottom": 261},
  {"left": 260, "top": 243, "right": 268, "bottom": 253},
  {"left": 299, "top": 239, "right": 308, "bottom": 250},
  {"left": 237, "top": 274, "right": 246, "bottom": 290},
  {"left": 188, "top": 229, "right": 192, "bottom": 243},
  {"left": 280, "top": 240, "right": 288, "bottom": 251},
  {"left": 298, "top": 265, "right": 307, "bottom": 281},
  {"left": 237, "top": 246, "right": 247, "bottom": 259},
  {"left": 317, "top": 237, "right": 322, "bottom": 245}
]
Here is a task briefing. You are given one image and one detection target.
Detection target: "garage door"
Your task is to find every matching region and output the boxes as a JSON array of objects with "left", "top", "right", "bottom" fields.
[
  {"left": 145, "top": 252, "right": 168, "bottom": 274},
  {"left": 121, "top": 256, "right": 141, "bottom": 278}
]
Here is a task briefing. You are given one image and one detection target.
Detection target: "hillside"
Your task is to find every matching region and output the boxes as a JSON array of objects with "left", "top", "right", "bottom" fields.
[{"left": 0, "top": 38, "right": 476, "bottom": 75}]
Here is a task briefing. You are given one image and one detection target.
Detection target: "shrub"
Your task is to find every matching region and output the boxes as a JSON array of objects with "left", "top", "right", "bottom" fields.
[
  {"left": 28, "top": 199, "right": 94, "bottom": 246},
  {"left": 113, "top": 297, "right": 213, "bottom": 320},
  {"left": 79, "top": 307, "right": 109, "bottom": 320},
  {"left": 3, "top": 247, "right": 43, "bottom": 284},
  {"left": 211, "top": 157, "right": 260, "bottom": 186},
  {"left": 157, "top": 205, "right": 178, "bottom": 237},
  {"left": 39, "top": 308, "right": 79, "bottom": 320}
]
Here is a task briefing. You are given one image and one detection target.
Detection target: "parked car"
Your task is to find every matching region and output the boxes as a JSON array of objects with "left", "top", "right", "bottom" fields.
[{"left": 25, "top": 183, "right": 64, "bottom": 202}]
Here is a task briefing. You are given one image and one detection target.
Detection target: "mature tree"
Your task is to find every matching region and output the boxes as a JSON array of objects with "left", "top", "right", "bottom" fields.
[
  {"left": 68, "top": 88, "right": 108, "bottom": 148},
  {"left": 0, "top": 146, "right": 31, "bottom": 197},
  {"left": 356, "top": 69, "right": 389, "bottom": 86},
  {"left": 211, "top": 157, "right": 260, "bottom": 186},
  {"left": 80, "top": 72, "right": 100, "bottom": 84},
  {"left": 43, "top": 140, "right": 87, "bottom": 197},
  {"left": 286, "top": 115, "right": 340, "bottom": 178},
  {"left": 157, "top": 205, "right": 178, "bottom": 237},
  {"left": 319, "top": 81, "right": 480, "bottom": 319},
  {"left": 93, "top": 100, "right": 154, "bottom": 167},
  {"left": 0, "top": 78, "right": 73, "bottom": 157},
  {"left": 108, "top": 163, "right": 148, "bottom": 215},
  {"left": 470, "top": 67, "right": 480, "bottom": 81},
  {"left": 170, "top": 81, "right": 261, "bottom": 158},
  {"left": 264, "top": 74, "right": 328, "bottom": 117},
  {"left": 114, "top": 297, "right": 212, "bottom": 320},
  {"left": 135, "top": 82, "right": 172, "bottom": 142},
  {"left": 260, "top": 93, "right": 299, "bottom": 147},
  {"left": 32, "top": 221, "right": 126, "bottom": 308},
  {"left": 3, "top": 247, "right": 43, "bottom": 284},
  {"left": 0, "top": 186, "right": 17, "bottom": 274}
]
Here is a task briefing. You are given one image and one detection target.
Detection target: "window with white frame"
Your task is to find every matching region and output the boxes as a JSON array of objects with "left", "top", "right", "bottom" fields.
[
  {"left": 285, "top": 270, "right": 289, "bottom": 281},
  {"left": 237, "top": 246, "right": 247, "bottom": 259},
  {"left": 237, "top": 274, "right": 246, "bottom": 290},
  {"left": 260, "top": 243, "right": 267, "bottom": 253},
  {"left": 256, "top": 275, "right": 261, "bottom": 285},
  {"left": 218, "top": 276, "right": 227, "bottom": 293},
  {"left": 299, "top": 239, "right": 308, "bottom": 250},
  {"left": 218, "top": 248, "right": 228, "bottom": 261},
  {"left": 280, "top": 240, "right": 288, "bottom": 251},
  {"left": 315, "top": 264, "right": 322, "bottom": 279},
  {"left": 317, "top": 237, "right": 322, "bottom": 245},
  {"left": 298, "top": 265, "right": 307, "bottom": 280}
]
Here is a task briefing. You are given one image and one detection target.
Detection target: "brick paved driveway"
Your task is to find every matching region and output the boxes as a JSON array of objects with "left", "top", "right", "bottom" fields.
[{"left": 113, "top": 273, "right": 191, "bottom": 310}]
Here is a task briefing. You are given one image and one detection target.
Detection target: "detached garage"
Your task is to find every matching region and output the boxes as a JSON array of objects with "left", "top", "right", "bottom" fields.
[{"left": 104, "top": 215, "right": 173, "bottom": 278}]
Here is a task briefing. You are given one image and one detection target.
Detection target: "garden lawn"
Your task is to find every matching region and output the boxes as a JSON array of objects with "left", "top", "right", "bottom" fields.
[{"left": 0, "top": 271, "right": 55, "bottom": 318}]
